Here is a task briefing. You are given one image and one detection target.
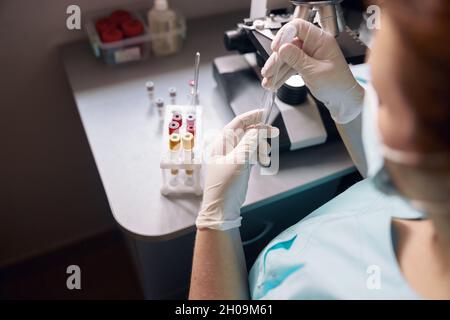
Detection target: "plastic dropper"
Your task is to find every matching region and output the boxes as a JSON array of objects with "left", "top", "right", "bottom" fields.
[{"left": 262, "top": 24, "right": 297, "bottom": 124}]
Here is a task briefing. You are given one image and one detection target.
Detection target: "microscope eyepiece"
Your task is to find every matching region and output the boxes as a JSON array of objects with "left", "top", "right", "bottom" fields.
[{"left": 224, "top": 28, "right": 256, "bottom": 54}]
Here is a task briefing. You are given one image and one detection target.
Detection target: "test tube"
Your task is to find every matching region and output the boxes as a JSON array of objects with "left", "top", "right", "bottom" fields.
[
  {"left": 146, "top": 81, "right": 154, "bottom": 107},
  {"left": 187, "top": 124, "right": 195, "bottom": 136},
  {"left": 188, "top": 80, "right": 200, "bottom": 107},
  {"left": 169, "top": 133, "right": 181, "bottom": 151},
  {"left": 262, "top": 25, "right": 297, "bottom": 124},
  {"left": 169, "top": 133, "right": 181, "bottom": 186},
  {"left": 169, "top": 87, "right": 177, "bottom": 105},
  {"left": 156, "top": 98, "right": 165, "bottom": 120},
  {"left": 168, "top": 121, "right": 180, "bottom": 134},
  {"left": 182, "top": 132, "right": 195, "bottom": 186},
  {"left": 182, "top": 132, "right": 194, "bottom": 150},
  {"left": 172, "top": 111, "right": 182, "bottom": 126},
  {"left": 189, "top": 52, "right": 200, "bottom": 107},
  {"left": 186, "top": 113, "right": 196, "bottom": 127}
]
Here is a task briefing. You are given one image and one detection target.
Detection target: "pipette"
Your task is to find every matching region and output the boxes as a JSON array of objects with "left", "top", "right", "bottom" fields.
[
  {"left": 190, "top": 52, "right": 200, "bottom": 106},
  {"left": 261, "top": 25, "right": 297, "bottom": 124}
]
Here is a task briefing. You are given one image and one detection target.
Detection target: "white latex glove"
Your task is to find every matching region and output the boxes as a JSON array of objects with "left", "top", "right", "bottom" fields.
[
  {"left": 261, "top": 19, "right": 364, "bottom": 124},
  {"left": 196, "top": 109, "right": 278, "bottom": 231}
]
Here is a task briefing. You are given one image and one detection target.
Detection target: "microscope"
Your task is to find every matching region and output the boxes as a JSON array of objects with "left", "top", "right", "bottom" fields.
[{"left": 213, "top": 0, "right": 368, "bottom": 151}]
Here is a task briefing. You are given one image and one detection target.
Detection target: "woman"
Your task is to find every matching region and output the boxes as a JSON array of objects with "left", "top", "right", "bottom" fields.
[{"left": 189, "top": 0, "right": 450, "bottom": 299}]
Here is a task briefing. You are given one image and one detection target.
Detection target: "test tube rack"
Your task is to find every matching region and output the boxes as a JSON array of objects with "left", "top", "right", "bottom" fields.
[{"left": 160, "top": 105, "right": 203, "bottom": 196}]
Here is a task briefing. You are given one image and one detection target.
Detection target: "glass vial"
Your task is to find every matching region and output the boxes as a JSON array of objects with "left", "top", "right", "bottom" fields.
[{"left": 169, "top": 87, "right": 177, "bottom": 105}]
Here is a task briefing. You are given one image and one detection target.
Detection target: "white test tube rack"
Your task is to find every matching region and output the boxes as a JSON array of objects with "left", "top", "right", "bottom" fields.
[{"left": 160, "top": 105, "right": 203, "bottom": 196}]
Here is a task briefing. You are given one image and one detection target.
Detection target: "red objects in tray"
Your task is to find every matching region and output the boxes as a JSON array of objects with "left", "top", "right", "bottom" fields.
[
  {"left": 95, "top": 9, "right": 144, "bottom": 44},
  {"left": 95, "top": 18, "right": 115, "bottom": 33},
  {"left": 121, "top": 19, "right": 144, "bottom": 37},
  {"left": 100, "top": 28, "right": 124, "bottom": 43},
  {"left": 110, "top": 10, "right": 132, "bottom": 26}
]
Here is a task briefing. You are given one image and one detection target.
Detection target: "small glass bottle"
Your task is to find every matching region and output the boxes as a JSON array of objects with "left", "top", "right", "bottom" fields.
[
  {"left": 155, "top": 98, "right": 165, "bottom": 120},
  {"left": 146, "top": 81, "right": 155, "bottom": 108},
  {"left": 169, "top": 87, "right": 177, "bottom": 105}
]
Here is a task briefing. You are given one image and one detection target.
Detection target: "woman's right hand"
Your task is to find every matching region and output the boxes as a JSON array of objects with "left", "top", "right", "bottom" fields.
[
  {"left": 261, "top": 19, "right": 365, "bottom": 124},
  {"left": 196, "top": 109, "right": 278, "bottom": 231}
]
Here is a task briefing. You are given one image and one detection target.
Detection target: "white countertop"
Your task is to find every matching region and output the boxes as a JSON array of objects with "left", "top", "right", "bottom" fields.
[{"left": 61, "top": 12, "right": 355, "bottom": 240}]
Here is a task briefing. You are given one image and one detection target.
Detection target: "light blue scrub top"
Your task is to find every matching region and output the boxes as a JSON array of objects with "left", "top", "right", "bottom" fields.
[{"left": 249, "top": 178, "right": 424, "bottom": 299}]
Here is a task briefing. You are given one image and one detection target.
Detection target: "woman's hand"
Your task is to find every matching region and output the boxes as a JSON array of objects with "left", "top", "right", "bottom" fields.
[
  {"left": 262, "top": 19, "right": 364, "bottom": 124},
  {"left": 196, "top": 109, "right": 278, "bottom": 231}
]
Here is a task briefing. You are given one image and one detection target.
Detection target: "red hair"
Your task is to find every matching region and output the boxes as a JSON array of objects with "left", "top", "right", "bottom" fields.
[{"left": 383, "top": 1, "right": 450, "bottom": 151}]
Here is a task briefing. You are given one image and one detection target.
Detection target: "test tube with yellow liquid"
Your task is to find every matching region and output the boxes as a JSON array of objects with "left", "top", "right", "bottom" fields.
[
  {"left": 182, "top": 132, "right": 195, "bottom": 186},
  {"left": 169, "top": 133, "right": 181, "bottom": 186}
]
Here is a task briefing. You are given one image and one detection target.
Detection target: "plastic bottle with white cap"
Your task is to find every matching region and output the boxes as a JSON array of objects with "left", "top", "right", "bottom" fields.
[{"left": 148, "top": 0, "right": 179, "bottom": 56}]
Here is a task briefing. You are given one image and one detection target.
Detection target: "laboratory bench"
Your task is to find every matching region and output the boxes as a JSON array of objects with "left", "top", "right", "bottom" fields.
[{"left": 61, "top": 11, "right": 356, "bottom": 299}]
